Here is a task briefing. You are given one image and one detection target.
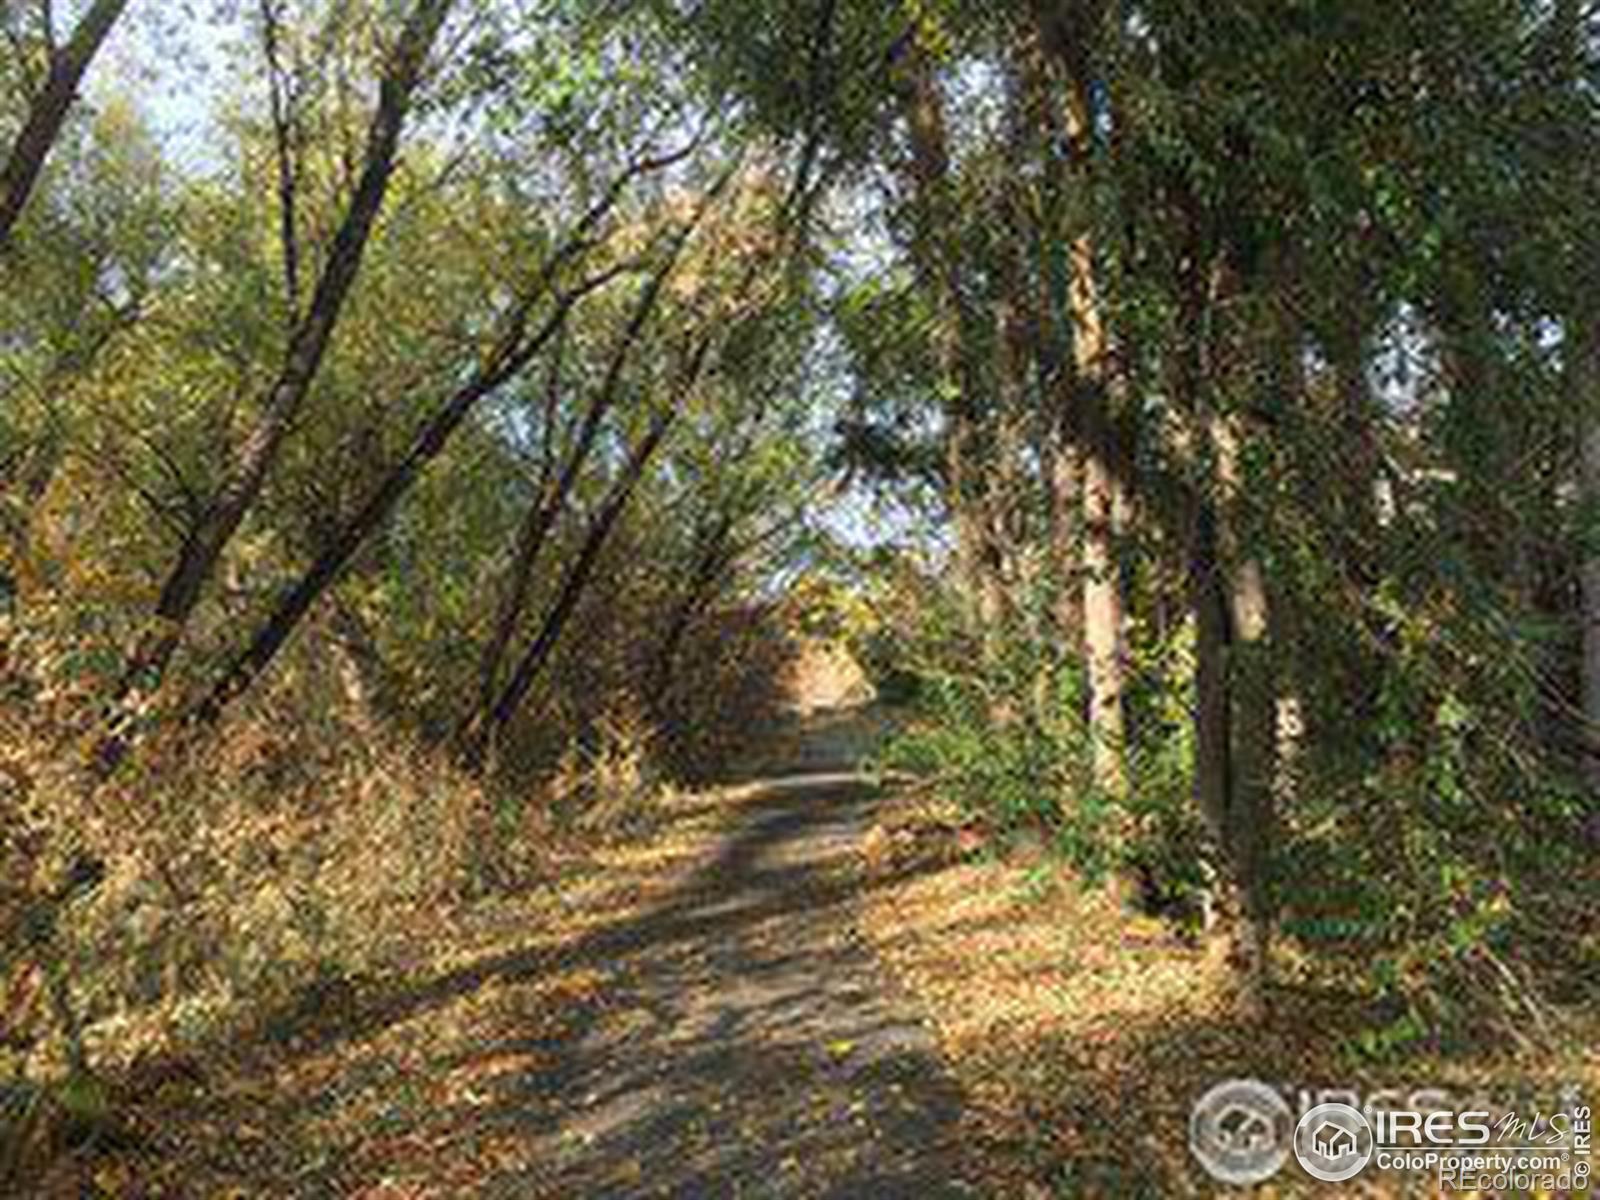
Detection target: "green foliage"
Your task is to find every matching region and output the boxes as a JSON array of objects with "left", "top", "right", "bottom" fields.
[{"left": 1, "top": 1, "right": 1596, "bottom": 1184}]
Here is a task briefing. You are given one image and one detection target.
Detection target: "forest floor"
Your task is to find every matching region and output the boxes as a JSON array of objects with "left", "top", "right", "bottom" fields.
[{"left": 36, "top": 703, "right": 1597, "bottom": 1198}]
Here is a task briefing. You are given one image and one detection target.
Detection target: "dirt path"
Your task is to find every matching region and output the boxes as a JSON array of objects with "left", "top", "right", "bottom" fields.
[
  {"left": 57, "top": 710, "right": 976, "bottom": 1198},
  {"left": 496, "top": 717, "right": 973, "bottom": 1196}
]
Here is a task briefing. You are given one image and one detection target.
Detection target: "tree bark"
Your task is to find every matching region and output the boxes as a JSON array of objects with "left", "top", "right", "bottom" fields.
[
  {"left": 113, "top": 0, "right": 451, "bottom": 703},
  {"left": 892, "top": 38, "right": 1003, "bottom": 638},
  {"left": 0, "top": 0, "right": 129, "bottom": 246},
  {"left": 467, "top": 335, "right": 715, "bottom": 768},
  {"left": 1214, "top": 413, "right": 1278, "bottom": 980},
  {"left": 92, "top": 0, "right": 452, "bottom": 774},
  {"left": 1177, "top": 226, "right": 1279, "bottom": 992},
  {"left": 1058, "top": 64, "right": 1128, "bottom": 799},
  {"left": 1578, "top": 314, "right": 1600, "bottom": 796},
  {"left": 1080, "top": 404, "right": 1126, "bottom": 794}
]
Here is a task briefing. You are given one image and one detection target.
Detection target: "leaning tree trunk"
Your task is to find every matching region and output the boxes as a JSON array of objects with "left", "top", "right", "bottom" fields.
[
  {"left": 647, "top": 511, "right": 736, "bottom": 711},
  {"left": 188, "top": 151, "right": 684, "bottom": 728},
  {"left": 102, "top": 0, "right": 452, "bottom": 763},
  {"left": 191, "top": 294, "right": 578, "bottom": 726},
  {"left": 469, "top": 407, "right": 681, "bottom": 770},
  {"left": 465, "top": 334, "right": 716, "bottom": 768},
  {"left": 474, "top": 241, "right": 690, "bottom": 722},
  {"left": 0, "top": 0, "right": 130, "bottom": 246}
]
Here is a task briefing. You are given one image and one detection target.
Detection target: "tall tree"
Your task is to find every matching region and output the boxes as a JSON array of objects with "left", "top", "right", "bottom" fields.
[
  {"left": 0, "top": 0, "right": 130, "bottom": 246},
  {"left": 108, "top": 0, "right": 453, "bottom": 749},
  {"left": 1032, "top": 1, "right": 1129, "bottom": 798},
  {"left": 190, "top": 144, "right": 697, "bottom": 727},
  {"left": 888, "top": 30, "right": 1005, "bottom": 642}
]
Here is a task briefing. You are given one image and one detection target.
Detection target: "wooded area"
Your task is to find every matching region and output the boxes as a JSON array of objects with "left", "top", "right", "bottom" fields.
[{"left": 1, "top": 0, "right": 1596, "bottom": 1194}]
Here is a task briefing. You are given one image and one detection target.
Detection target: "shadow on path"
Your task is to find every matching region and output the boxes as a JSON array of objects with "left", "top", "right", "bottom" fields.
[
  {"left": 238, "top": 710, "right": 973, "bottom": 1197},
  {"left": 474, "top": 767, "right": 972, "bottom": 1197}
]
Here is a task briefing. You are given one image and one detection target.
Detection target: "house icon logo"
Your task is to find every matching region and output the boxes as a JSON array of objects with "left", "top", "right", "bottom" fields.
[
  {"left": 1217, "top": 1103, "right": 1276, "bottom": 1152},
  {"left": 1190, "top": 1079, "right": 1293, "bottom": 1184},
  {"left": 1311, "top": 1120, "right": 1356, "bottom": 1158},
  {"left": 1293, "top": 1102, "right": 1374, "bottom": 1182}
]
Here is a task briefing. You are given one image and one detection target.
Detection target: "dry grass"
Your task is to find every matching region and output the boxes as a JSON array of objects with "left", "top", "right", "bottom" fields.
[
  {"left": 853, "top": 793, "right": 1599, "bottom": 1198},
  {"left": 19, "top": 779, "right": 737, "bottom": 1197}
]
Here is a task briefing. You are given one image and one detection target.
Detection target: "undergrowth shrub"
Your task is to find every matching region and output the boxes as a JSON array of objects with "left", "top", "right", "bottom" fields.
[
  {"left": 1, "top": 573, "right": 805, "bottom": 1118},
  {"left": 1, "top": 628, "right": 486, "bottom": 1086},
  {"left": 854, "top": 556, "right": 1598, "bottom": 1056}
]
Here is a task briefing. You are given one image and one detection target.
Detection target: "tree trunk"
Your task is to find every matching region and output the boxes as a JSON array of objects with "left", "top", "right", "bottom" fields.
[
  {"left": 1081, "top": 415, "right": 1125, "bottom": 793},
  {"left": 1059, "top": 76, "right": 1127, "bottom": 799},
  {"left": 259, "top": 0, "right": 303, "bottom": 320},
  {"left": 190, "top": 293, "right": 580, "bottom": 726},
  {"left": 1329, "top": 321, "right": 1379, "bottom": 577},
  {"left": 468, "top": 408, "right": 681, "bottom": 770},
  {"left": 892, "top": 38, "right": 1003, "bottom": 639},
  {"left": 648, "top": 512, "right": 735, "bottom": 710},
  {"left": 1579, "top": 314, "right": 1600, "bottom": 796},
  {"left": 1047, "top": 416, "right": 1082, "bottom": 649},
  {"left": 1190, "top": 462, "right": 1280, "bottom": 989},
  {"left": 1177, "top": 226, "right": 1277, "bottom": 994},
  {"left": 1016, "top": 29, "right": 1083, "bottom": 655},
  {"left": 989, "top": 262, "right": 1031, "bottom": 654},
  {"left": 465, "top": 336, "right": 715, "bottom": 768},
  {"left": 1027, "top": 2, "right": 1131, "bottom": 794},
  {"left": 1267, "top": 295, "right": 1307, "bottom": 807},
  {"left": 474, "top": 244, "right": 688, "bottom": 721},
  {"left": 108, "top": 0, "right": 452, "bottom": 729},
  {"left": 0, "top": 0, "right": 129, "bottom": 246},
  {"left": 1190, "top": 497, "right": 1232, "bottom": 857},
  {"left": 185, "top": 157, "right": 678, "bottom": 729},
  {"left": 1214, "top": 415, "right": 1277, "bottom": 984},
  {"left": 1033, "top": 233, "right": 1082, "bottom": 655}
]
